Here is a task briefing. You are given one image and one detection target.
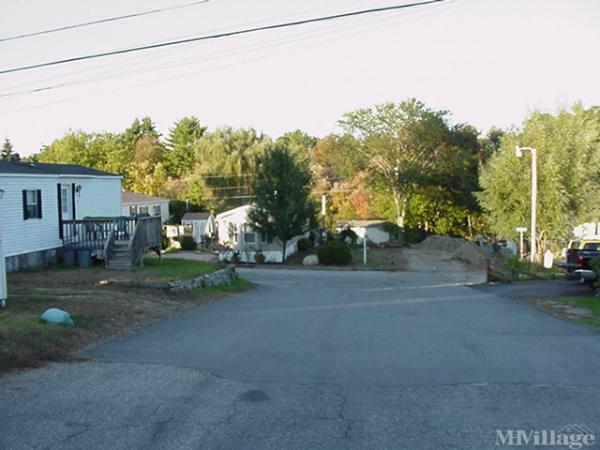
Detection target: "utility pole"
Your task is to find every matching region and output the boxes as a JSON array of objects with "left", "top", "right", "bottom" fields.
[{"left": 516, "top": 146, "right": 538, "bottom": 263}]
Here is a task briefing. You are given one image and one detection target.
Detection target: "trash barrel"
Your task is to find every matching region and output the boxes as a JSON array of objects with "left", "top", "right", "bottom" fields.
[
  {"left": 77, "top": 248, "right": 93, "bottom": 268},
  {"left": 62, "top": 246, "right": 76, "bottom": 266}
]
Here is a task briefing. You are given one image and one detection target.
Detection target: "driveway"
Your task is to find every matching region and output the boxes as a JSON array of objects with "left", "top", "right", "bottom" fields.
[{"left": 1, "top": 269, "right": 600, "bottom": 449}]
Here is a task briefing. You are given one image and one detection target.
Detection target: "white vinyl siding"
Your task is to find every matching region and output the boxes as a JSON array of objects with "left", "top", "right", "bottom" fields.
[
  {"left": 0, "top": 175, "right": 121, "bottom": 257},
  {"left": 121, "top": 201, "right": 169, "bottom": 223}
]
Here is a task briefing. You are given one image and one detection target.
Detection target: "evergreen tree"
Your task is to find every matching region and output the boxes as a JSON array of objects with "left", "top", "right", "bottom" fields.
[{"left": 249, "top": 148, "right": 314, "bottom": 262}]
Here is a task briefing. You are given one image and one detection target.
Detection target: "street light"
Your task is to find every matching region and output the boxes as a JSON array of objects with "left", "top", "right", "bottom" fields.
[{"left": 515, "top": 146, "right": 538, "bottom": 263}]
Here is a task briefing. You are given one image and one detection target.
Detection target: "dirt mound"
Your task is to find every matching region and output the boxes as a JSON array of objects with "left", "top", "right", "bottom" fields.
[
  {"left": 415, "top": 235, "right": 466, "bottom": 252},
  {"left": 415, "top": 235, "right": 488, "bottom": 268},
  {"left": 453, "top": 241, "right": 488, "bottom": 268}
]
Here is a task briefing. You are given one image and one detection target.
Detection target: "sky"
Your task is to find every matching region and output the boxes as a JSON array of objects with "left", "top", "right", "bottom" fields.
[{"left": 0, "top": 0, "right": 599, "bottom": 156}]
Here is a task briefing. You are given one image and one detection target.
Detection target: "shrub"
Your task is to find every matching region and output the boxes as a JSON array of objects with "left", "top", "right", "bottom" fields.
[
  {"left": 297, "top": 238, "right": 312, "bottom": 252},
  {"left": 382, "top": 222, "right": 401, "bottom": 240},
  {"left": 180, "top": 236, "right": 197, "bottom": 251},
  {"left": 403, "top": 228, "right": 430, "bottom": 245},
  {"left": 318, "top": 241, "right": 352, "bottom": 266},
  {"left": 161, "top": 233, "right": 170, "bottom": 250},
  {"left": 255, "top": 251, "right": 266, "bottom": 264},
  {"left": 339, "top": 228, "right": 358, "bottom": 245}
]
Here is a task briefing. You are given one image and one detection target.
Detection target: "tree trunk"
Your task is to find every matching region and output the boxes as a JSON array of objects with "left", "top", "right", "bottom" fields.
[
  {"left": 281, "top": 239, "right": 287, "bottom": 264},
  {"left": 392, "top": 187, "right": 406, "bottom": 228}
]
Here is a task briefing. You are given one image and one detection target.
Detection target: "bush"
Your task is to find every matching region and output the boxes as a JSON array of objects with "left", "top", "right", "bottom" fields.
[
  {"left": 382, "top": 222, "right": 401, "bottom": 240},
  {"left": 339, "top": 228, "right": 358, "bottom": 245},
  {"left": 318, "top": 241, "right": 352, "bottom": 266},
  {"left": 297, "top": 238, "right": 312, "bottom": 252},
  {"left": 403, "top": 228, "right": 430, "bottom": 245},
  {"left": 161, "top": 233, "right": 170, "bottom": 250},
  {"left": 180, "top": 236, "right": 197, "bottom": 251},
  {"left": 255, "top": 251, "right": 266, "bottom": 264}
]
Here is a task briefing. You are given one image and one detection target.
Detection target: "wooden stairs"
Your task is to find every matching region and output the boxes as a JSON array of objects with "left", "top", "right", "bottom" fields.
[{"left": 106, "top": 240, "right": 133, "bottom": 270}]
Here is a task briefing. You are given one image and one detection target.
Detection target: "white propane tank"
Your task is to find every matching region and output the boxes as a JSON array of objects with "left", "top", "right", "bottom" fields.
[{"left": 543, "top": 250, "right": 554, "bottom": 269}]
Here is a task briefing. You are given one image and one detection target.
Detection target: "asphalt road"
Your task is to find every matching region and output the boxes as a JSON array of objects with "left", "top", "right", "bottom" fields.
[{"left": 1, "top": 269, "right": 599, "bottom": 449}]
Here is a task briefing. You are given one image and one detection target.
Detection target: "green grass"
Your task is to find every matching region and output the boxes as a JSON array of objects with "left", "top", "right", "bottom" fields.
[
  {"left": 142, "top": 257, "right": 221, "bottom": 281},
  {"left": 540, "top": 296, "right": 600, "bottom": 329},
  {"left": 0, "top": 312, "right": 80, "bottom": 370},
  {"left": 350, "top": 247, "right": 379, "bottom": 269},
  {"left": 189, "top": 276, "right": 253, "bottom": 296}
]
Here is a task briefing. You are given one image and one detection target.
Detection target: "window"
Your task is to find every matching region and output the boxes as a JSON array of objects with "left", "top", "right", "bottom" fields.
[
  {"left": 153, "top": 205, "right": 161, "bottom": 216},
  {"left": 244, "top": 232, "right": 256, "bottom": 243},
  {"left": 61, "top": 188, "right": 69, "bottom": 215},
  {"left": 139, "top": 206, "right": 149, "bottom": 215},
  {"left": 23, "top": 190, "right": 42, "bottom": 220},
  {"left": 228, "top": 222, "right": 238, "bottom": 242},
  {"left": 129, "top": 205, "right": 136, "bottom": 216},
  {"left": 261, "top": 232, "right": 273, "bottom": 244}
]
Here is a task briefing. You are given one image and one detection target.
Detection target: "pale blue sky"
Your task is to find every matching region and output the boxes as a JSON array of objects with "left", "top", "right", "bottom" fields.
[{"left": 0, "top": 0, "right": 599, "bottom": 156}]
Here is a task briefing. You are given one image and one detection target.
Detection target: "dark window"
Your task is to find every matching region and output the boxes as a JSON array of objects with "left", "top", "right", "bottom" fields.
[
  {"left": 23, "top": 189, "right": 42, "bottom": 220},
  {"left": 153, "top": 205, "right": 161, "bottom": 216},
  {"left": 129, "top": 205, "right": 136, "bottom": 216},
  {"left": 584, "top": 242, "right": 599, "bottom": 251},
  {"left": 260, "top": 232, "right": 273, "bottom": 244}
]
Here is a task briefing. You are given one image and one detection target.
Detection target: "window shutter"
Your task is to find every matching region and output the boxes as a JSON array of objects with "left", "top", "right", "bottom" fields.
[
  {"left": 37, "top": 190, "right": 43, "bottom": 219},
  {"left": 22, "top": 190, "right": 28, "bottom": 220}
]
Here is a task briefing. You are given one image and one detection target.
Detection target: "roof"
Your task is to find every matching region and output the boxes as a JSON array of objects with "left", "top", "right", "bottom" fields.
[
  {"left": 0, "top": 160, "right": 119, "bottom": 177},
  {"left": 182, "top": 212, "right": 210, "bottom": 221},
  {"left": 335, "top": 219, "right": 388, "bottom": 228},
  {"left": 215, "top": 204, "right": 254, "bottom": 220},
  {"left": 121, "top": 191, "right": 169, "bottom": 204}
]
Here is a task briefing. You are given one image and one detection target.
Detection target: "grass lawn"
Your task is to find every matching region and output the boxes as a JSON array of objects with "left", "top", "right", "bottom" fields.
[
  {"left": 141, "top": 257, "right": 221, "bottom": 281},
  {"left": 0, "top": 262, "right": 251, "bottom": 373},
  {"left": 527, "top": 296, "right": 600, "bottom": 330}
]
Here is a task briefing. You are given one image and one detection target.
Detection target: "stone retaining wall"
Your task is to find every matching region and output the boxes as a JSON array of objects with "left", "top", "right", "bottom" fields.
[
  {"left": 168, "top": 265, "right": 237, "bottom": 292},
  {"left": 101, "top": 265, "right": 238, "bottom": 291}
]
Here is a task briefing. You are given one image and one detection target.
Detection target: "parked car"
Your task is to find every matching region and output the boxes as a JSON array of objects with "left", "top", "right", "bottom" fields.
[{"left": 562, "top": 240, "right": 600, "bottom": 284}]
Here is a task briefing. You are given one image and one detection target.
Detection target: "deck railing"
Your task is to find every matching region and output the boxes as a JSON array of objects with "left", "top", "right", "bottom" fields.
[
  {"left": 61, "top": 217, "right": 137, "bottom": 251},
  {"left": 129, "top": 216, "right": 162, "bottom": 266}
]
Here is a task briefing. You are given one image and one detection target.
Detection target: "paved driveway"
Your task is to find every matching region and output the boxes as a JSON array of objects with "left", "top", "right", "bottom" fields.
[{"left": 1, "top": 269, "right": 599, "bottom": 449}]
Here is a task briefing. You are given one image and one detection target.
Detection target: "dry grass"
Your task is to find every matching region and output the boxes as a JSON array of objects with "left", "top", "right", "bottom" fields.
[{"left": 0, "top": 261, "right": 251, "bottom": 373}]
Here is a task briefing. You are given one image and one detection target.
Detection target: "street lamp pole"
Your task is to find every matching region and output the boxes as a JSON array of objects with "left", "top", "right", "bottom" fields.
[{"left": 516, "top": 146, "right": 538, "bottom": 263}]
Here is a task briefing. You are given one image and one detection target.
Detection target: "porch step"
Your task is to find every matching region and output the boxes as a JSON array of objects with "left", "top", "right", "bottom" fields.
[{"left": 106, "top": 239, "right": 133, "bottom": 270}]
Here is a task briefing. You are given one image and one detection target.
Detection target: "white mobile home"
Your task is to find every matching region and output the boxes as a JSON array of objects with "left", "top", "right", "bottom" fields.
[
  {"left": 122, "top": 191, "right": 170, "bottom": 223},
  {"left": 335, "top": 220, "right": 391, "bottom": 245},
  {"left": 181, "top": 212, "right": 213, "bottom": 243},
  {"left": 0, "top": 161, "right": 122, "bottom": 271},
  {"left": 215, "top": 204, "right": 303, "bottom": 263}
]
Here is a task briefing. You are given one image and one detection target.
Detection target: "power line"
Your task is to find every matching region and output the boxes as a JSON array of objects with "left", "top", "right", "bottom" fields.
[
  {"left": 0, "top": 8, "right": 406, "bottom": 99},
  {"left": 0, "top": 0, "right": 446, "bottom": 75},
  {"left": 0, "top": 0, "right": 211, "bottom": 43}
]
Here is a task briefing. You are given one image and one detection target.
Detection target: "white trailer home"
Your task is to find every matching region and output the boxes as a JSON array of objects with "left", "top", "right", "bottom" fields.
[
  {"left": 335, "top": 220, "right": 391, "bottom": 245},
  {"left": 215, "top": 204, "right": 303, "bottom": 263},
  {"left": 0, "top": 161, "right": 123, "bottom": 271},
  {"left": 122, "top": 191, "right": 170, "bottom": 223}
]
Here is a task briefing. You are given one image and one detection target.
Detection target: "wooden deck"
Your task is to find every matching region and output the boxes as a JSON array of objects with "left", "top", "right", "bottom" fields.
[{"left": 61, "top": 216, "right": 161, "bottom": 269}]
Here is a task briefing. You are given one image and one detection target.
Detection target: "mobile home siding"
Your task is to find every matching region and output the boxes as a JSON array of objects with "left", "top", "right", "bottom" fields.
[
  {"left": 1, "top": 175, "right": 62, "bottom": 257},
  {"left": 1, "top": 175, "right": 121, "bottom": 258}
]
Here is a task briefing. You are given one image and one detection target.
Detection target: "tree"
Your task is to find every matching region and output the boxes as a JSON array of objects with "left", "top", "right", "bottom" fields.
[
  {"left": 165, "top": 117, "right": 206, "bottom": 178},
  {"left": 339, "top": 99, "right": 453, "bottom": 227},
  {"left": 478, "top": 105, "right": 600, "bottom": 260},
  {"left": 275, "top": 130, "right": 316, "bottom": 166},
  {"left": 1, "top": 138, "right": 20, "bottom": 161},
  {"left": 248, "top": 147, "right": 314, "bottom": 262},
  {"left": 191, "top": 127, "right": 271, "bottom": 209}
]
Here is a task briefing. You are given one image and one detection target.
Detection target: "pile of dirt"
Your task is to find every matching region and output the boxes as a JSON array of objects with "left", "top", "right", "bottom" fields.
[{"left": 415, "top": 235, "right": 488, "bottom": 268}]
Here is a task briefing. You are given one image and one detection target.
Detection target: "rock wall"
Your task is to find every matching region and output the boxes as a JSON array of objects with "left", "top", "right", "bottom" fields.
[{"left": 168, "top": 265, "right": 238, "bottom": 292}]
